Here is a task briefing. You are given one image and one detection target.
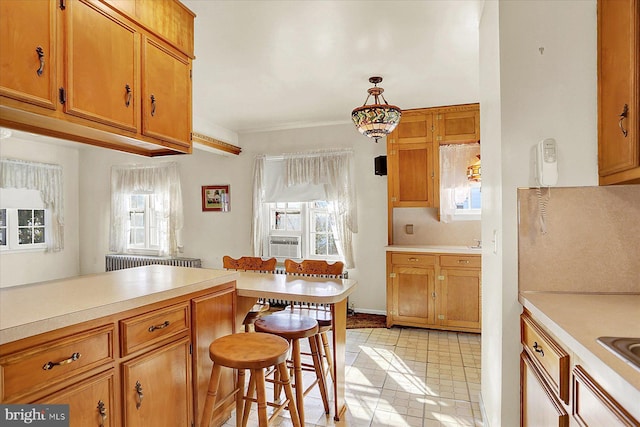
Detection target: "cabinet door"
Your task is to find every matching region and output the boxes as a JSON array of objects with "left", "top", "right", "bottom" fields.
[
  {"left": 439, "top": 268, "right": 481, "bottom": 331},
  {"left": 122, "top": 336, "right": 192, "bottom": 427},
  {"left": 0, "top": 0, "right": 57, "bottom": 109},
  {"left": 192, "top": 289, "right": 235, "bottom": 427},
  {"left": 65, "top": 0, "right": 138, "bottom": 131},
  {"left": 598, "top": 0, "right": 639, "bottom": 178},
  {"left": 38, "top": 370, "right": 116, "bottom": 427},
  {"left": 435, "top": 109, "right": 480, "bottom": 144},
  {"left": 388, "top": 143, "right": 435, "bottom": 207},
  {"left": 392, "top": 111, "right": 433, "bottom": 144},
  {"left": 142, "top": 37, "right": 191, "bottom": 147},
  {"left": 390, "top": 265, "right": 436, "bottom": 325},
  {"left": 520, "top": 352, "right": 569, "bottom": 427}
]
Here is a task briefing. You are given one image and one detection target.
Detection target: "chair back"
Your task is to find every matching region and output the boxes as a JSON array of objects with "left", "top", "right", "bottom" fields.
[
  {"left": 284, "top": 259, "right": 344, "bottom": 277},
  {"left": 223, "top": 256, "right": 277, "bottom": 272}
]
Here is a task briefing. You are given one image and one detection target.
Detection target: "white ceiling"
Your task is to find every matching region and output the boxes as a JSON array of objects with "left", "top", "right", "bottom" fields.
[{"left": 183, "top": 0, "right": 483, "bottom": 141}]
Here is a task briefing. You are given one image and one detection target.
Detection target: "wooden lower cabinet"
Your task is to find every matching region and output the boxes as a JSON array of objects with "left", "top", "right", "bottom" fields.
[
  {"left": 386, "top": 252, "right": 481, "bottom": 332},
  {"left": 521, "top": 352, "right": 569, "bottom": 427},
  {"left": 38, "top": 369, "right": 116, "bottom": 427},
  {"left": 0, "top": 281, "right": 236, "bottom": 427}
]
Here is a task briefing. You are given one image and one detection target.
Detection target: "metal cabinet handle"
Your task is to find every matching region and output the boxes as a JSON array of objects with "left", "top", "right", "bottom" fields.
[
  {"left": 97, "top": 400, "right": 107, "bottom": 427},
  {"left": 135, "top": 381, "right": 144, "bottom": 409},
  {"left": 408, "top": 257, "right": 419, "bottom": 262},
  {"left": 125, "top": 84, "right": 132, "bottom": 107},
  {"left": 42, "top": 352, "right": 81, "bottom": 370},
  {"left": 150, "top": 94, "right": 156, "bottom": 116},
  {"left": 458, "top": 259, "right": 470, "bottom": 264},
  {"left": 533, "top": 341, "right": 545, "bottom": 357},
  {"left": 619, "top": 104, "right": 628, "bottom": 137},
  {"left": 36, "top": 46, "right": 45, "bottom": 76},
  {"left": 148, "top": 320, "right": 170, "bottom": 332}
]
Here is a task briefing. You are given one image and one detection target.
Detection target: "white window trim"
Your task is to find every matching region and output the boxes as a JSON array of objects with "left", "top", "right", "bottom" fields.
[
  {"left": 126, "top": 193, "right": 160, "bottom": 256},
  {"left": 0, "top": 208, "right": 50, "bottom": 253}
]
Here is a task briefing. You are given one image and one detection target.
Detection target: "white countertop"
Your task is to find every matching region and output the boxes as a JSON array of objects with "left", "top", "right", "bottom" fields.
[
  {"left": 236, "top": 271, "right": 357, "bottom": 304},
  {"left": 0, "top": 266, "right": 358, "bottom": 346},
  {"left": 386, "top": 245, "right": 482, "bottom": 254},
  {"left": 520, "top": 292, "right": 640, "bottom": 420},
  {"left": 0, "top": 266, "right": 238, "bottom": 345}
]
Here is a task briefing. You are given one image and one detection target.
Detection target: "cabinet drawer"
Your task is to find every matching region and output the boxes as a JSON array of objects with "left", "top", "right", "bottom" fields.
[
  {"left": 573, "top": 365, "right": 639, "bottom": 427},
  {"left": 120, "top": 303, "right": 190, "bottom": 356},
  {"left": 390, "top": 253, "right": 436, "bottom": 267},
  {"left": 521, "top": 311, "right": 570, "bottom": 404},
  {"left": 439, "top": 255, "right": 481, "bottom": 268},
  {"left": 0, "top": 325, "right": 114, "bottom": 402}
]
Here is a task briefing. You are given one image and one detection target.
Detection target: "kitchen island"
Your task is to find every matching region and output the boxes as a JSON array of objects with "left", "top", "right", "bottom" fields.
[{"left": 0, "top": 266, "right": 357, "bottom": 426}]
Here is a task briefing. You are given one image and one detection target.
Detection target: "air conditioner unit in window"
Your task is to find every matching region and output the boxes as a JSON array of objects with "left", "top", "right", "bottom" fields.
[{"left": 269, "top": 235, "right": 301, "bottom": 258}]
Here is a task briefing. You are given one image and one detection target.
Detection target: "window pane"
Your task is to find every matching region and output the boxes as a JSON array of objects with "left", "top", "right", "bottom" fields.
[
  {"left": 33, "top": 210, "right": 45, "bottom": 226},
  {"left": 328, "top": 234, "right": 338, "bottom": 255},
  {"left": 18, "top": 227, "right": 32, "bottom": 244},
  {"left": 286, "top": 212, "right": 301, "bottom": 230},
  {"left": 132, "top": 212, "right": 144, "bottom": 227},
  {"left": 274, "top": 211, "right": 285, "bottom": 230},
  {"left": 315, "top": 234, "right": 327, "bottom": 255},
  {"left": 18, "top": 210, "right": 32, "bottom": 226},
  {"left": 130, "top": 194, "right": 144, "bottom": 209},
  {"left": 0, "top": 228, "right": 5, "bottom": 246},
  {"left": 33, "top": 227, "right": 45, "bottom": 243},
  {"left": 134, "top": 229, "right": 145, "bottom": 244},
  {"left": 314, "top": 213, "right": 328, "bottom": 232},
  {"left": 314, "top": 201, "right": 328, "bottom": 209},
  {"left": 288, "top": 202, "right": 301, "bottom": 209},
  {"left": 0, "top": 209, "right": 6, "bottom": 226}
]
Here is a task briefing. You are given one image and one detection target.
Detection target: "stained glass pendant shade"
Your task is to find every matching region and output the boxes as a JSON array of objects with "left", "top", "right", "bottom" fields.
[{"left": 351, "top": 76, "right": 401, "bottom": 143}]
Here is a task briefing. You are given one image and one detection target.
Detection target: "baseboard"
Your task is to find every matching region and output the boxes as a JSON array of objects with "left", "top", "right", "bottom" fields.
[{"left": 352, "top": 308, "right": 386, "bottom": 316}]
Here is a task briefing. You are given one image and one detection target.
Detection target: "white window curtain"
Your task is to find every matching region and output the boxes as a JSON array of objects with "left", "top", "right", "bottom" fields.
[
  {"left": 0, "top": 158, "right": 64, "bottom": 251},
  {"left": 439, "top": 144, "right": 480, "bottom": 223},
  {"left": 110, "top": 162, "right": 183, "bottom": 256},
  {"left": 251, "top": 149, "right": 358, "bottom": 268}
]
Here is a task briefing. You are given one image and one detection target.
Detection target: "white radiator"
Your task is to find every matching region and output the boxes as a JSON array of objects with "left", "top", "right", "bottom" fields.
[{"left": 105, "top": 254, "right": 202, "bottom": 271}]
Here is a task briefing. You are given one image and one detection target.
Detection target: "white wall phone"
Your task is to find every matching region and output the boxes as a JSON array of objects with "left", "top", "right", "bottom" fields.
[{"left": 535, "top": 138, "right": 558, "bottom": 186}]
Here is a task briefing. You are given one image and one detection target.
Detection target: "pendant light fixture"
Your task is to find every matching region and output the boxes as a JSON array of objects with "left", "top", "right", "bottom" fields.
[
  {"left": 351, "top": 76, "right": 401, "bottom": 143},
  {"left": 467, "top": 155, "right": 481, "bottom": 181}
]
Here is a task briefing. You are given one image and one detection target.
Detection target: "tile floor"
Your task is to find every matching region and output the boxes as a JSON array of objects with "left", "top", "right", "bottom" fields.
[{"left": 223, "top": 327, "right": 483, "bottom": 427}]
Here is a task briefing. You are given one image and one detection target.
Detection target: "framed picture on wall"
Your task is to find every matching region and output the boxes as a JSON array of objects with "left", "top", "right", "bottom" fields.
[{"left": 202, "top": 185, "right": 230, "bottom": 212}]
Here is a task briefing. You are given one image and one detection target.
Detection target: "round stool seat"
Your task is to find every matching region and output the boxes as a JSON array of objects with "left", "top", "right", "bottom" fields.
[
  {"left": 209, "top": 332, "right": 289, "bottom": 370},
  {"left": 255, "top": 313, "right": 319, "bottom": 340}
]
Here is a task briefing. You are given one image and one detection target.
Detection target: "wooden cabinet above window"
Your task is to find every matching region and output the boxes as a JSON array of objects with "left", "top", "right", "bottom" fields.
[{"left": 0, "top": 0, "right": 195, "bottom": 157}]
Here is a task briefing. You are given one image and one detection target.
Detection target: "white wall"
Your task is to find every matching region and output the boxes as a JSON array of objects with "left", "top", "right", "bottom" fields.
[
  {"left": 0, "top": 135, "right": 80, "bottom": 287},
  {"left": 479, "top": 1, "right": 598, "bottom": 425}
]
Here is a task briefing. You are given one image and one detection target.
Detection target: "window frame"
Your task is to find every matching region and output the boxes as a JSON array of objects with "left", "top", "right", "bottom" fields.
[
  {"left": 126, "top": 193, "right": 161, "bottom": 255},
  {"left": 0, "top": 207, "right": 49, "bottom": 252}
]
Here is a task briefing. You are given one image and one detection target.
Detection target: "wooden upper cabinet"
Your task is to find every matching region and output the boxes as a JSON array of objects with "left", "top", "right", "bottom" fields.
[
  {"left": 435, "top": 109, "right": 480, "bottom": 144},
  {"left": 598, "top": 0, "right": 640, "bottom": 184},
  {"left": 389, "top": 143, "right": 435, "bottom": 207},
  {"left": 0, "top": 0, "right": 57, "bottom": 109},
  {"left": 394, "top": 111, "right": 434, "bottom": 144},
  {"left": 142, "top": 37, "right": 191, "bottom": 147},
  {"left": 65, "top": 0, "right": 138, "bottom": 131}
]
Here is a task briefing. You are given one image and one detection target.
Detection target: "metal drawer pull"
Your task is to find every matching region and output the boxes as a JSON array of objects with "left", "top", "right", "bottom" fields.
[
  {"left": 135, "top": 381, "right": 144, "bottom": 409},
  {"left": 36, "top": 46, "right": 45, "bottom": 76},
  {"left": 408, "top": 258, "right": 419, "bottom": 262},
  {"left": 97, "top": 400, "right": 107, "bottom": 427},
  {"left": 533, "top": 341, "right": 545, "bottom": 357},
  {"left": 42, "top": 352, "right": 81, "bottom": 370},
  {"left": 458, "top": 259, "right": 470, "bottom": 264},
  {"left": 619, "top": 104, "right": 628, "bottom": 137},
  {"left": 148, "top": 320, "right": 170, "bottom": 332}
]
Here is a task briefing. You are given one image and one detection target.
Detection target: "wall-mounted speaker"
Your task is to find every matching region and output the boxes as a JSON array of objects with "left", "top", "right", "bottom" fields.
[{"left": 374, "top": 155, "right": 387, "bottom": 176}]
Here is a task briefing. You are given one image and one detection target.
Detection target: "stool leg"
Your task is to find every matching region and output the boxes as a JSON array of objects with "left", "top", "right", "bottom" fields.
[
  {"left": 309, "top": 335, "right": 330, "bottom": 414},
  {"left": 242, "top": 373, "right": 256, "bottom": 427},
  {"left": 320, "top": 331, "right": 335, "bottom": 383},
  {"left": 236, "top": 369, "right": 245, "bottom": 427},
  {"left": 277, "top": 362, "right": 302, "bottom": 427},
  {"left": 200, "top": 364, "right": 222, "bottom": 427},
  {"left": 253, "top": 368, "right": 269, "bottom": 427},
  {"left": 292, "top": 338, "right": 305, "bottom": 426}
]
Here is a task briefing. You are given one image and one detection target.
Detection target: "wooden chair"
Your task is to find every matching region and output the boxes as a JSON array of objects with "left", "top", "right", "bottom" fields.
[
  {"left": 281, "top": 259, "right": 345, "bottom": 384},
  {"left": 223, "top": 256, "right": 277, "bottom": 331}
]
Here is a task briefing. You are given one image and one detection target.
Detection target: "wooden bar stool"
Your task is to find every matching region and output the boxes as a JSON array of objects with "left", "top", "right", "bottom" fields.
[
  {"left": 254, "top": 313, "right": 330, "bottom": 426},
  {"left": 199, "top": 332, "right": 301, "bottom": 427}
]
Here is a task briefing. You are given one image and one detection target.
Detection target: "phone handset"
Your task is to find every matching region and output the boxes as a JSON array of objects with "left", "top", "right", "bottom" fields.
[{"left": 536, "top": 138, "right": 558, "bottom": 187}]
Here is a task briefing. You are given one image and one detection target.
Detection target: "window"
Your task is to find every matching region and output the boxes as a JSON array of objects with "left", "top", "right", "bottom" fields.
[
  {"left": 0, "top": 188, "right": 50, "bottom": 252},
  {"left": 110, "top": 162, "right": 183, "bottom": 257},
  {"left": 264, "top": 201, "right": 340, "bottom": 261},
  {"left": 127, "top": 194, "right": 159, "bottom": 253},
  {"left": 439, "top": 144, "right": 482, "bottom": 222}
]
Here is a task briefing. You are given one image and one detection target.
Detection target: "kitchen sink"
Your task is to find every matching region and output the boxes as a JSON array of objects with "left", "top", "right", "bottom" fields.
[{"left": 597, "top": 337, "right": 640, "bottom": 371}]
